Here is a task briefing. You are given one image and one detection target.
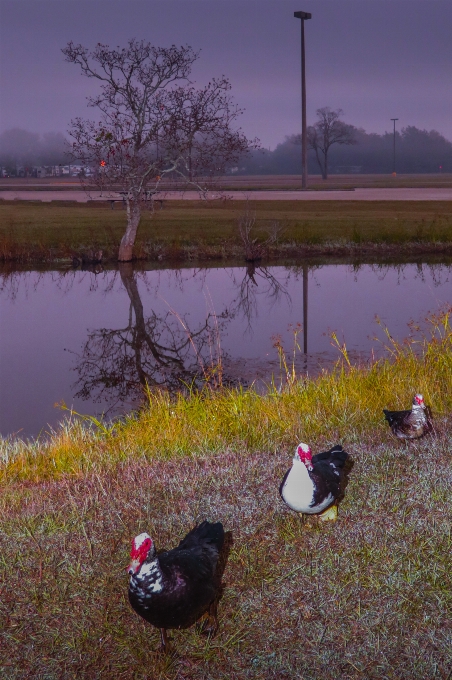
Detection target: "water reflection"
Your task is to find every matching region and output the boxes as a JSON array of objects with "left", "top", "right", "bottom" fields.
[
  {"left": 1, "top": 260, "right": 452, "bottom": 438},
  {"left": 71, "top": 263, "right": 293, "bottom": 406},
  {"left": 72, "top": 263, "right": 230, "bottom": 405},
  {"left": 226, "top": 262, "right": 292, "bottom": 330}
]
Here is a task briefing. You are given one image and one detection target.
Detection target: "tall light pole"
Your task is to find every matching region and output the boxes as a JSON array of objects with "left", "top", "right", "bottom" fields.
[
  {"left": 390, "top": 118, "right": 398, "bottom": 175},
  {"left": 294, "top": 11, "right": 312, "bottom": 189},
  {"left": 303, "top": 264, "right": 308, "bottom": 359}
]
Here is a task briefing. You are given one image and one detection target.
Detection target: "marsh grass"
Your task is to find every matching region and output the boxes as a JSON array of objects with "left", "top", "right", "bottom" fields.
[
  {"left": 1, "top": 199, "right": 452, "bottom": 263},
  {"left": 1, "top": 310, "right": 452, "bottom": 678},
  {"left": 2, "top": 308, "right": 452, "bottom": 481}
]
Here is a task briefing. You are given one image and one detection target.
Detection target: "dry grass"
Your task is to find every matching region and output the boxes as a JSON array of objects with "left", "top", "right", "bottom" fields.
[
  {"left": 0, "top": 199, "right": 452, "bottom": 263},
  {"left": 1, "top": 433, "right": 451, "bottom": 679},
  {"left": 1, "top": 310, "right": 452, "bottom": 678}
]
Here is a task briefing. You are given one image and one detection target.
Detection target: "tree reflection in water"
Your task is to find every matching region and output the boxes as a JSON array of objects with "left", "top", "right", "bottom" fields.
[
  {"left": 70, "top": 262, "right": 294, "bottom": 410},
  {"left": 2, "top": 260, "right": 452, "bottom": 423},
  {"left": 71, "top": 263, "right": 233, "bottom": 409},
  {"left": 227, "top": 262, "right": 292, "bottom": 331}
]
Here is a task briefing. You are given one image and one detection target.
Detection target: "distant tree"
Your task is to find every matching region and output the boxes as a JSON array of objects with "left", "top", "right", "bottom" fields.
[
  {"left": 397, "top": 126, "right": 452, "bottom": 173},
  {"left": 235, "top": 123, "right": 452, "bottom": 175},
  {"left": 63, "top": 39, "right": 257, "bottom": 261},
  {"left": 0, "top": 129, "right": 70, "bottom": 172},
  {"left": 0, "top": 129, "right": 40, "bottom": 172},
  {"left": 38, "top": 132, "right": 68, "bottom": 166},
  {"left": 307, "top": 107, "right": 357, "bottom": 179}
]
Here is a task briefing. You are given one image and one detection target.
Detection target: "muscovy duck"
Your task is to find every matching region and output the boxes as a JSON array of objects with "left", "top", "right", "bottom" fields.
[
  {"left": 128, "top": 521, "right": 227, "bottom": 651},
  {"left": 279, "top": 443, "right": 349, "bottom": 521},
  {"left": 383, "top": 393, "right": 433, "bottom": 440}
]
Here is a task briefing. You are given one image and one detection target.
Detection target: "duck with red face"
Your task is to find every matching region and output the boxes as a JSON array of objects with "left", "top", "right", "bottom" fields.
[
  {"left": 383, "top": 394, "right": 433, "bottom": 440},
  {"left": 279, "top": 443, "right": 349, "bottom": 521},
  {"left": 127, "top": 521, "right": 226, "bottom": 651}
]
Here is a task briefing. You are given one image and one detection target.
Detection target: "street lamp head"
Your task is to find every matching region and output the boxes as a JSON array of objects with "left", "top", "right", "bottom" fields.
[{"left": 294, "top": 11, "right": 312, "bottom": 19}]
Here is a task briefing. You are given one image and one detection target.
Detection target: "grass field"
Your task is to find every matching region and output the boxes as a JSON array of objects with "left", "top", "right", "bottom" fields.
[
  {"left": 1, "top": 310, "right": 452, "bottom": 679},
  {"left": 1, "top": 198, "right": 452, "bottom": 264}
]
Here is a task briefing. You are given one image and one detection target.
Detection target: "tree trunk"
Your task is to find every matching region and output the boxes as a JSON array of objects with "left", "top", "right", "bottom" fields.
[
  {"left": 118, "top": 262, "right": 147, "bottom": 385},
  {"left": 323, "top": 148, "right": 329, "bottom": 180},
  {"left": 118, "top": 198, "right": 141, "bottom": 261},
  {"left": 313, "top": 146, "right": 327, "bottom": 180}
]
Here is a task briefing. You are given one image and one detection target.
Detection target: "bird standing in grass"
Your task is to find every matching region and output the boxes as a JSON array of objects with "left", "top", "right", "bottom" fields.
[
  {"left": 383, "top": 393, "right": 433, "bottom": 440},
  {"left": 128, "top": 521, "right": 230, "bottom": 651},
  {"left": 279, "top": 443, "right": 349, "bottom": 521}
]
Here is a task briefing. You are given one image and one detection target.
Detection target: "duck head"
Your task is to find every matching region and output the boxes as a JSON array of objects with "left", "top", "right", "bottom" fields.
[
  {"left": 295, "top": 442, "right": 313, "bottom": 471},
  {"left": 128, "top": 532, "right": 156, "bottom": 575}
]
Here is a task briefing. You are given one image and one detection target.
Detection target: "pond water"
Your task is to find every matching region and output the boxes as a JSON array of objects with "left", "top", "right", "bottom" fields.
[{"left": 1, "top": 260, "right": 452, "bottom": 439}]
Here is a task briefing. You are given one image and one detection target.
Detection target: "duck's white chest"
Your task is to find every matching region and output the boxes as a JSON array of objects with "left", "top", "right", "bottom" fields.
[
  {"left": 129, "top": 559, "right": 163, "bottom": 608},
  {"left": 281, "top": 464, "right": 316, "bottom": 513},
  {"left": 409, "top": 408, "right": 427, "bottom": 433}
]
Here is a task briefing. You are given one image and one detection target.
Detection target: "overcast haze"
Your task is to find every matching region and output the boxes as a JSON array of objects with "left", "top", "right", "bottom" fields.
[{"left": 1, "top": 0, "right": 451, "bottom": 149}]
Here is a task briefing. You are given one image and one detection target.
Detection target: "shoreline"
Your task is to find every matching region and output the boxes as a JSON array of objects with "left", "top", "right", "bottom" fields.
[
  {"left": 1, "top": 196, "right": 451, "bottom": 265},
  {"left": 1, "top": 239, "right": 452, "bottom": 267}
]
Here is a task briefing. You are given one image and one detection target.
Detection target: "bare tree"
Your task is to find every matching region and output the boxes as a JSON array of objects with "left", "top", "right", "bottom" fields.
[
  {"left": 237, "top": 210, "right": 285, "bottom": 262},
  {"left": 62, "top": 40, "right": 257, "bottom": 261},
  {"left": 307, "top": 107, "right": 356, "bottom": 179},
  {"left": 164, "top": 78, "right": 254, "bottom": 183}
]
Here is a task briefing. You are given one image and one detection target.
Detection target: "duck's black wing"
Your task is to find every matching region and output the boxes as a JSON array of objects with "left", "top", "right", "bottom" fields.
[
  {"left": 159, "top": 521, "right": 225, "bottom": 583},
  {"left": 383, "top": 408, "right": 410, "bottom": 427},
  {"left": 176, "top": 521, "right": 224, "bottom": 553},
  {"left": 310, "top": 446, "right": 348, "bottom": 506},
  {"left": 312, "top": 444, "right": 346, "bottom": 464},
  {"left": 425, "top": 405, "right": 434, "bottom": 433}
]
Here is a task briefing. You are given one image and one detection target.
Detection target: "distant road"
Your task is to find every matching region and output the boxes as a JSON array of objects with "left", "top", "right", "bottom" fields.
[{"left": 1, "top": 188, "right": 452, "bottom": 201}]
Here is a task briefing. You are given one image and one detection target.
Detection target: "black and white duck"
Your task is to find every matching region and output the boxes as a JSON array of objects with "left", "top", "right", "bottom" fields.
[
  {"left": 383, "top": 393, "right": 433, "bottom": 440},
  {"left": 128, "top": 521, "right": 228, "bottom": 651},
  {"left": 279, "top": 443, "right": 349, "bottom": 521}
]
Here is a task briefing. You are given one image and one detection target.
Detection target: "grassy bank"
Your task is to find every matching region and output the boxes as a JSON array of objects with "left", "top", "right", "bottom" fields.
[
  {"left": 1, "top": 199, "right": 452, "bottom": 263},
  {"left": 1, "top": 309, "right": 452, "bottom": 481},
  {"left": 1, "top": 311, "right": 452, "bottom": 679}
]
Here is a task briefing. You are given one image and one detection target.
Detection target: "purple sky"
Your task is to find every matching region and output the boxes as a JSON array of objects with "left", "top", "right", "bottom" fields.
[{"left": 1, "top": 0, "right": 451, "bottom": 149}]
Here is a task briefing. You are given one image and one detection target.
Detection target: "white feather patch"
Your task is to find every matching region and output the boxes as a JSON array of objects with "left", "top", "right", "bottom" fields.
[
  {"left": 134, "top": 532, "right": 151, "bottom": 549},
  {"left": 281, "top": 460, "right": 315, "bottom": 513},
  {"left": 131, "top": 559, "right": 163, "bottom": 594}
]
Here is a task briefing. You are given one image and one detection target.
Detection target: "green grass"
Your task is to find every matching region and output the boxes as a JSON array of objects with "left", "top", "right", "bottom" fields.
[
  {"left": 1, "top": 199, "right": 452, "bottom": 263},
  {"left": 1, "top": 310, "right": 452, "bottom": 678}
]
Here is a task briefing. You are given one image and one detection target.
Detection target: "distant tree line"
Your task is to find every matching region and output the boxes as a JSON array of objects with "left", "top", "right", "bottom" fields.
[
  {"left": 2, "top": 118, "right": 452, "bottom": 176},
  {"left": 239, "top": 122, "right": 452, "bottom": 176},
  {"left": 0, "top": 129, "right": 68, "bottom": 172}
]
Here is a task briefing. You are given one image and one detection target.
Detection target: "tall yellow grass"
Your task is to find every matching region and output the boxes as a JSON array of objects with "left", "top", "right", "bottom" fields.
[{"left": 2, "top": 307, "right": 451, "bottom": 482}]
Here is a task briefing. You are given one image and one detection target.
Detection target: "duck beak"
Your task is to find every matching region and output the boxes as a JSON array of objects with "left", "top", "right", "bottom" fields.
[{"left": 127, "top": 559, "right": 141, "bottom": 575}]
